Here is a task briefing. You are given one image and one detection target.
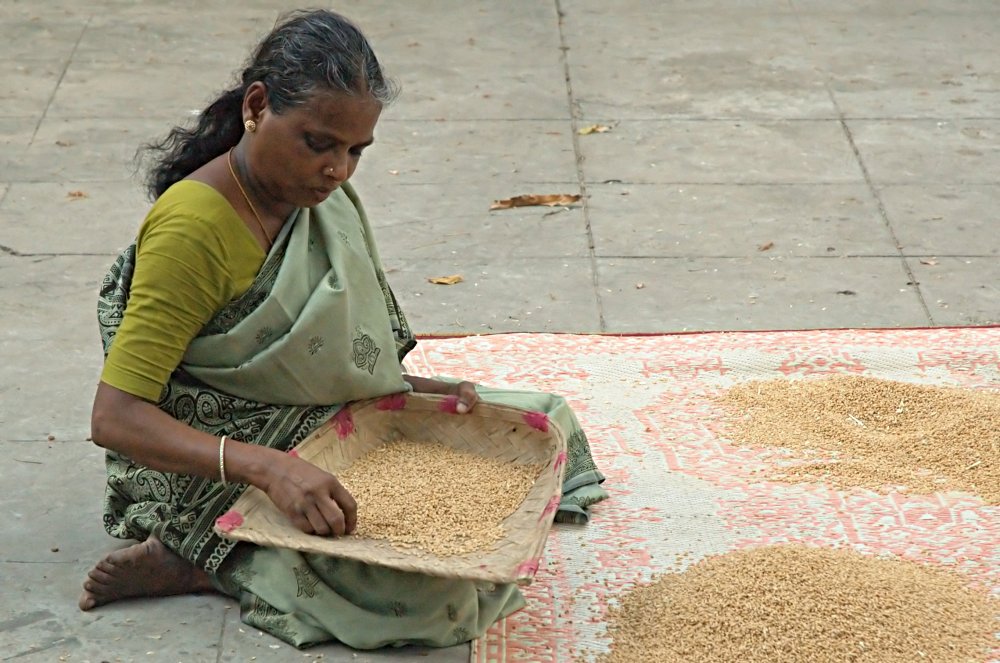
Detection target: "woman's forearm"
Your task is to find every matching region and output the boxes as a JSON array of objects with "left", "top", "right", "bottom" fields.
[
  {"left": 402, "top": 374, "right": 453, "bottom": 395},
  {"left": 90, "top": 381, "right": 280, "bottom": 489},
  {"left": 91, "top": 381, "right": 357, "bottom": 536}
]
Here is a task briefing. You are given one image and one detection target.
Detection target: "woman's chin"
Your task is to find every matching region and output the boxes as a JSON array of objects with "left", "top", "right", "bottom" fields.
[{"left": 307, "top": 187, "right": 338, "bottom": 205}]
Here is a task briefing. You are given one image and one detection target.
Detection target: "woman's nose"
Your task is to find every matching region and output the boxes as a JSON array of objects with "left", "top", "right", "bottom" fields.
[{"left": 324, "top": 155, "right": 349, "bottom": 181}]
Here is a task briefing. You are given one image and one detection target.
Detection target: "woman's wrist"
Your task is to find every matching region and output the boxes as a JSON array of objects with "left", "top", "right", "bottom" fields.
[{"left": 225, "top": 441, "right": 282, "bottom": 489}]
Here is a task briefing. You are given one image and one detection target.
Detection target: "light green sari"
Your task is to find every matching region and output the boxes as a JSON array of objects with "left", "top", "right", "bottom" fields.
[{"left": 96, "top": 182, "right": 607, "bottom": 648}]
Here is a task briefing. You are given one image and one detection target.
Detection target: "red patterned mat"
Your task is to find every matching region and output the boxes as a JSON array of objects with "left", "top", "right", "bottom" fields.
[{"left": 402, "top": 328, "right": 1000, "bottom": 663}]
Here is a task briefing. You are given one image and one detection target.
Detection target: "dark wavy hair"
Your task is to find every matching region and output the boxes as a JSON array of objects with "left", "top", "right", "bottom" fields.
[{"left": 141, "top": 9, "right": 398, "bottom": 199}]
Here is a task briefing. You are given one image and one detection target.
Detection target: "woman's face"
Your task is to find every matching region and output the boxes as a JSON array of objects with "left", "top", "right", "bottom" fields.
[{"left": 245, "top": 86, "right": 382, "bottom": 209}]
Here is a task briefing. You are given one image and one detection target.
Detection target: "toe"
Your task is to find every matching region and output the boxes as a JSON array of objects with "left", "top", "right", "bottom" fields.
[
  {"left": 79, "top": 591, "right": 97, "bottom": 611},
  {"left": 88, "top": 566, "right": 115, "bottom": 586}
]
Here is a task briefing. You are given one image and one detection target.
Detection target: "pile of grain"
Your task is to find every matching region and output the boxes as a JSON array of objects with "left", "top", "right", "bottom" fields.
[
  {"left": 720, "top": 375, "right": 1000, "bottom": 502},
  {"left": 338, "top": 440, "right": 541, "bottom": 556},
  {"left": 597, "top": 545, "right": 998, "bottom": 663}
]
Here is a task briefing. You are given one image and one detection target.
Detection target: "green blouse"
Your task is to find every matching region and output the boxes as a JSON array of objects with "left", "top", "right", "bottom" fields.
[{"left": 101, "top": 180, "right": 265, "bottom": 401}]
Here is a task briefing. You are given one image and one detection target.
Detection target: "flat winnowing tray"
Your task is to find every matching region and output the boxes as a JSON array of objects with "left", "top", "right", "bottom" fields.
[{"left": 214, "top": 392, "right": 567, "bottom": 585}]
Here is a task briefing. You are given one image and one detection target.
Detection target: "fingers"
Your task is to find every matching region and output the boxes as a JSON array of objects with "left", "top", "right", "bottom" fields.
[
  {"left": 267, "top": 455, "right": 362, "bottom": 537},
  {"left": 288, "top": 509, "right": 317, "bottom": 535},
  {"left": 303, "top": 504, "right": 334, "bottom": 536},
  {"left": 330, "top": 481, "right": 358, "bottom": 534},
  {"left": 288, "top": 504, "right": 342, "bottom": 537},
  {"left": 315, "top": 497, "right": 347, "bottom": 536},
  {"left": 456, "top": 381, "right": 478, "bottom": 414}
]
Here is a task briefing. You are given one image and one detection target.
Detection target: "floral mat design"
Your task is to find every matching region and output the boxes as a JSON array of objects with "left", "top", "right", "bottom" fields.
[{"left": 402, "top": 328, "right": 1000, "bottom": 663}]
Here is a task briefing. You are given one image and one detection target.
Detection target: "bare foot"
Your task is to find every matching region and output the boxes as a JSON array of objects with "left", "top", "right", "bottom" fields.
[{"left": 78, "top": 536, "right": 215, "bottom": 611}]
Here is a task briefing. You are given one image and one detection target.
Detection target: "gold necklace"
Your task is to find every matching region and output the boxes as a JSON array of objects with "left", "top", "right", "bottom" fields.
[{"left": 227, "top": 148, "right": 273, "bottom": 250}]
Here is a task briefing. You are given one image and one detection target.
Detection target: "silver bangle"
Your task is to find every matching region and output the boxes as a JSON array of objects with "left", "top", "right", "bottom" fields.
[{"left": 219, "top": 435, "right": 229, "bottom": 486}]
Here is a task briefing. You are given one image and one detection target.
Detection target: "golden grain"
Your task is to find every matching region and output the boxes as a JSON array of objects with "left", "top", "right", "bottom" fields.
[
  {"left": 597, "top": 545, "right": 998, "bottom": 663},
  {"left": 339, "top": 440, "right": 542, "bottom": 556},
  {"left": 720, "top": 376, "right": 1000, "bottom": 503}
]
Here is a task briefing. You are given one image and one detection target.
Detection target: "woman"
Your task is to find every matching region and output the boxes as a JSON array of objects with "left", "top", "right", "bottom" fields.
[{"left": 80, "top": 9, "right": 607, "bottom": 650}]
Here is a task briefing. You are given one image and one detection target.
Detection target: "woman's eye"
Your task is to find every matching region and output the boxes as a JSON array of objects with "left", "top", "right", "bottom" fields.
[{"left": 304, "top": 134, "right": 331, "bottom": 152}]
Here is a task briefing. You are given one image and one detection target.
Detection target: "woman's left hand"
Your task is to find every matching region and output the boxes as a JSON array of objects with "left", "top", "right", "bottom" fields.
[
  {"left": 402, "top": 375, "right": 479, "bottom": 414},
  {"left": 450, "top": 380, "right": 478, "bottom": 414}
]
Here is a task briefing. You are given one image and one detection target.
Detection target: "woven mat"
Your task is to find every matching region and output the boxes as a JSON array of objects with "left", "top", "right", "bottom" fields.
[{"left": 402, "top": 328, "right": 1000, "bottom": 663}]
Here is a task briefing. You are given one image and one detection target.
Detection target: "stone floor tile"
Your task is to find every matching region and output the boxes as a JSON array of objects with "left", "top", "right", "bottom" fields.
[
  {"left": 0, "top": 181, "right": 147, "bottom": 254},
  {"left": 909, "top": 256, "right": 1000, "bottom": 326},
  {"left": 2, "top": 117, "right": 167, "bottom": 182},
  {"left": 597, "top": 256, "right": 929, "bottom": 332},
  {"left": 0, "top": 117, "right": 38, "bottom": 149},
  {"left": 359, "top": 180, "right": 590, "bottom": 261},
  {"left": 379, "top": 56, "right": 569, "bottom": 121},
  {"left": 588, "top": 183, "right": 895, "bottom": 258},
  {"left": 0, "top": 255, "right": 107, "bottom": 440},
  {"left": 563, "top": 9, "right": 834, "bottom": 120},
  {"left": 848, "top": 119, "right": 1000, "bottom": 184},
  {"left": 878, "top": 185, "right": 1000, "bottom": 256},
  {"left": 578, "top": 120, "right": 863, "bottom": 184},
  {"left": 48, "top": 60, "right": 241, "bottom": 120},
  {"left": 0, "top": 60, "right": 65, "bottom": 117},
  {"left": 0, "top": 576, "right": 227, "bottom": 662},
  {"left": 0, "top": 12, "right": 86, "bottom": 63},
  {"left": 358, "top": 120, "right": 579, "bottom": 187},
  {"left": 385, "top": 257, "right": 601, "bottom": 334},
  {"left": 74, "top": 8, "right": 276, "bottom": 65}
]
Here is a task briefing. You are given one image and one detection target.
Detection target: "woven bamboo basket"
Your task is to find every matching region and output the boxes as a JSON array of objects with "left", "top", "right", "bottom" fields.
[{"left": 214, "top": 392, "right": 567, "bottom": 585}]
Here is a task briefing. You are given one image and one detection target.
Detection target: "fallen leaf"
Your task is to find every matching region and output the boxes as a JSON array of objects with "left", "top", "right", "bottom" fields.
[
  {"left": 54, "top": 139, "right": 73, "bottom": 147},
  {"left": 490, "top": 194, "right": 581, "bottom": 210},
  {"left": 758, "top": 241, "right": 774, "bottom": 252},
  {"left": 920, "top": 258, "right": 939, "bottom": 266},
  {"left": 635, "top": 282, "right": 645, "bottom": 289},
  {"left": 428, "top": 274, "right": 464, "bottom": 285},
  {"left": 67, "top": 190, "right": 88, "bottom": 200},
  {"left": 578, "top": 124, "right": 611, "bottom": 135},
  {"left": 836, "top": 290, "right": 857, "bottom": 295}
]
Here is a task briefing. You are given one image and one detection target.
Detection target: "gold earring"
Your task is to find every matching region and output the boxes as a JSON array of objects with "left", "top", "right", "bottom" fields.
[{"left": 244, "top": 119, "right": 257, "bottom": 133}]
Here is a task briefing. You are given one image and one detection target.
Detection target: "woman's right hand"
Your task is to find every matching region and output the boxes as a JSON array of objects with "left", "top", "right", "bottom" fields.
[{"left": 260, "top": 453, "right": 358, "bottom": 537}]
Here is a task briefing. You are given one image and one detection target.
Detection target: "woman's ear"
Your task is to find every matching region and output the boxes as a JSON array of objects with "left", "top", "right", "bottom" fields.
[{"left": 242, "top": 81, "right": 269, "bottom": 122}]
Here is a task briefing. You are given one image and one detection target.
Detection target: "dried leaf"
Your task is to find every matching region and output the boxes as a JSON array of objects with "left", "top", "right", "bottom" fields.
[
  {"left": 758, "top": 241, "right": 775, "bottom": 252},
  {"left": 490, "top": 194, "right": 581, "bottom": 210},
  {"left": 428, "top": 274, "right": 464, "bottom": 285},
  {"left": 920, "top": 258, "right": 939, "bottom": 266},
  {"left": 67, "top": 190, "right": 88, "bottom": 199},
  {"left": 578, "top": 124, "right": 611, "bottom": 135},
  {"left": 54, "top": 139, "right": 73, "bottom": 147}
]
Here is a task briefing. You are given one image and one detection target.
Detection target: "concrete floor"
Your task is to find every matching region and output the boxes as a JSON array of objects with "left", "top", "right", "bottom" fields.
[{"left": 1, "top": 0, "right": 997, "bottom": 661}]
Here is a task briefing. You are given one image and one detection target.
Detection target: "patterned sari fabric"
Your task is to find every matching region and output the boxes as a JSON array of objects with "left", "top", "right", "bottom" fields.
[{"left": 95, "top": 184, "right": 607, "bottom": 648}]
